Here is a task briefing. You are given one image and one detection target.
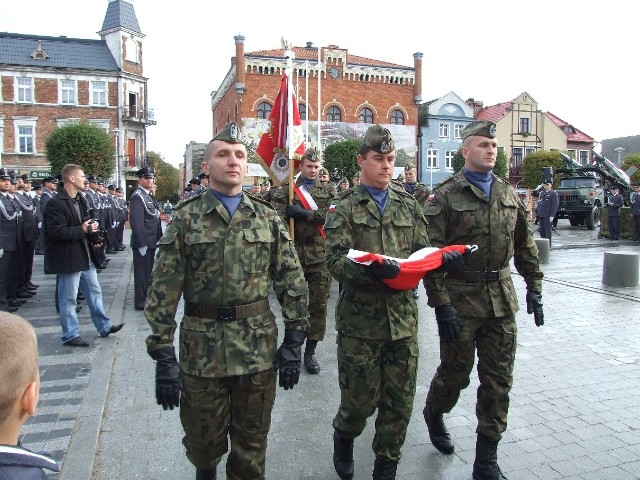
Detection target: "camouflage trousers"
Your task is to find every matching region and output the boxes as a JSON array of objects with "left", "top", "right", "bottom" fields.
[
  {"left": 180, "top": 369, "right": 276, "bottom": 480},
  {"left": 333, "top": 334, "right": 419, "bottom": 462},
  {"left": 426, "top": 314, "right": 517, "bottom": 441},
  {"left": 302, "top": 262, "right": 331, "bottom": 341}
]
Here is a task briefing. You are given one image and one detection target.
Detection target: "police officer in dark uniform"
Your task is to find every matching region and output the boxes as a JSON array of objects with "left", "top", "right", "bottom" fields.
[
  {"left": 14, "top": 174, "right": 39, "bottom": 294},
  {"left": 114, "top": 187, "right": 127, "bottom": 250},
  {"left": 536, "top": 180, "right": 558, "bottom": 246},
  {"left": 130, "top": 167, "right": 162, "bottom": 310},
  {"left": 0, "top": 169, "right": 20, "bottom": 312},
  {"left": 38, "top": 176, "right": 58, "bottom": 254},
  {"left": 606, "top": 185, "right": 624, "bottom": 240}
]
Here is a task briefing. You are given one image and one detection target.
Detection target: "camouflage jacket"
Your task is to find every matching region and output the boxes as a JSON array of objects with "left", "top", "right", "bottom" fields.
[
  {"left": 270, "top": 178, "right": 334, "bottom": 266},
  {"left": 423, "top": 171, "right": 543, "bottom": 317},
  {"left": 145, "top": 189, "right": 309, "bottom": 378},
  {"left": 405, "top": 182, "right": 431, "bottom": 206},
  {"left": 324, "top": 185, "right": 430, "bottom": 341}
]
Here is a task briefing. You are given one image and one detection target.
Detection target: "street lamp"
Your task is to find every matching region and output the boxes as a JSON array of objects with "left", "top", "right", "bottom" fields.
[
  {"left": 428, "top": 140, "right": 435, "bottom": 189},
  {"left": 112, "top": 128, "right": 120, "bottom": 187},
  {"left": 614, "top": 147, "right": 625, "bottom": 165}
]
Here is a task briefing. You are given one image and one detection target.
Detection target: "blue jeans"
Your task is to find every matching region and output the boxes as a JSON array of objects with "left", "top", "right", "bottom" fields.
[{"left": 58, "top": 263, "right": 112, "bottom": 342}]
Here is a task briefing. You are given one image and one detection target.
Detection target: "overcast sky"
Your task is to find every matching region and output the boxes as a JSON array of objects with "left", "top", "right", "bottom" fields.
[{"left": 1, "top": 0, "right": 635, "bottom": 167}]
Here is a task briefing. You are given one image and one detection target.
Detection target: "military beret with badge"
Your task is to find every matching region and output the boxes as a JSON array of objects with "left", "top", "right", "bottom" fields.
[
  {"left": 461, "top": 121, "right": 497, "bottom": 141},
  {"left": 362, "top": 125, "right": 395, "bottom": 154}
]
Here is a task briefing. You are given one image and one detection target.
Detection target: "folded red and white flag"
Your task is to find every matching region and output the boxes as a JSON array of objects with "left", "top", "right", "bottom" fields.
[{"left": 348, "top": 245, "right": 477, "bottom": 290}]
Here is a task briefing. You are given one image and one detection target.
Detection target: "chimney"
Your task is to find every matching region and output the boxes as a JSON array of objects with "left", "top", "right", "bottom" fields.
[
  {"left": 413, "top": 52, "right": 423, "bottom": 105},
  {"left": 234, "top": 35, "right": 246, "bottom": 97},
  {"left": 466, "top": 98, "right": 484, "bottom": 116}
]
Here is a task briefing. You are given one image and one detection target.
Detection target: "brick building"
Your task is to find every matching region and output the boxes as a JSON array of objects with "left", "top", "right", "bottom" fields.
[
  {"left": 0, "top": 0, "right": 154, "bottom": 194},
  {"left": 210, "top": 36, "right": 423, "bottom": 178}
]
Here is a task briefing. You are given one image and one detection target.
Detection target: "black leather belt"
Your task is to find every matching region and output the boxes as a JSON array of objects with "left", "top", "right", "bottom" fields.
[
  {"left": 185, "top": 299, "right": 270, "bottom": 320},
  {"left": 447, "top": 267, "right": 511, "bottom": 282}
]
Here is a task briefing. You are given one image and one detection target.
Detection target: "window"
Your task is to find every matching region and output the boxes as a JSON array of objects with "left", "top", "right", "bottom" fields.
[
  {"left": 327, "top": 106, "right": 341, "bottom": 122},
  {"left": 91, "top": 81, "right": 107, "bottom": 106},
  {"left": 299, "top": 103, "right": 306, "bottom": 120},
  {"left": 15, "top": 121, "right": 36, "bottom": 154},
  {"left": 438, "top": 123, "right": 450, "bottom": 138},
  {"left": 257, "top": 102, "right": 272, "bottom": 119},
  {"left": 454, "top": 124, "right": 464, "bottom": 139},
  {"left": 390, "top": 110, "right": 404, "bottom": 125},
  {"left": 359, "top": 108, "right": 373, "bottom": 124},
  {"left": 17, "top": 77, "right": 33, "bottom": 103},
  {"left": 567, "top": 149, "right": 577, "bottom": 159},
  {"left": 445, "top": 150, "right": 456, "bottom": 169},
  {"left": 60, "top": 79, "right": 76, "bottom": 105},
  {"left": 512, "top": 147, "right": 523, "bottom": 167},
  {"left": 579, "top": 150, "right": 589, "bottom": 165},
  {"left": 125, "top": 37, "right": 139, "bottom": 63},
  {"left": 525, "top": 146, "right": 536, "bottom": 157},
  {"left": 520, "top": 118, "right": 530, "bottom": 134},
  {"left": 427, "top": 149, "right": 438, "bottom": 169}
]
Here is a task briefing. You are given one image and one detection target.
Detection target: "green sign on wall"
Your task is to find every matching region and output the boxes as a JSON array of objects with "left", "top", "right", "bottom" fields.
[{"left": 29, "top": 170, "right": 51, "bottom": 179}]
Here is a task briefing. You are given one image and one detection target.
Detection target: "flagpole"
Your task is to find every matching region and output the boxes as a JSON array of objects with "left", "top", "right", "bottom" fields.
[
  {"left": 317, "top": 52, "right": 321, "bottom": 160},
  {"left": 305, "top": 60, "right": 309, "bottom": 146},
  {"left": 284, "top": 41, "right": 296, "bottom": 239}
]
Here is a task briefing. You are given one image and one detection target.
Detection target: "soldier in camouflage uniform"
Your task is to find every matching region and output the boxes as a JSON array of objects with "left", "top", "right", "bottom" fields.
[
  {"left": 270, "top": 148, "right": 333, "bottom": 374},
  {"left": 421, "top": 121, "right": 544, "bottom": 480},
  {"left": 144, "top": 122, "right": 310, "bottom": 480},
  {"left": 351, "top": 171, "right": 361, "bottom": 186},
  {"left": 325, "top": 125, "right": 463, "bottom": 480}
]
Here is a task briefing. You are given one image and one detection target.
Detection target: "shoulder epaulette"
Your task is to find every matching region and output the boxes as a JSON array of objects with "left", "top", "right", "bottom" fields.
[
  {"left": 173, "top": 191, "right": 203, "bottom": 210},
  {"left": 492, "top": 173, "right": 510, "bottom": 185}
]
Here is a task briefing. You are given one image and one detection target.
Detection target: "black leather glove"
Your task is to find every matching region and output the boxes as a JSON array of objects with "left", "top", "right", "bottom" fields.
[
  {"left": 434, "top": 303, "right": 461, "bottom": 343},
  {"left": 526, "top": 290, "right": 544, "bottom": 326},
  {"left": 440, "top": 251, "right": 465, "bottom": 272},
  {"left": 367, "top": 259, "right": 400, "bottom": 280},
  {"left": 274, "top": 329, "right": 307, "bottom": 390},
  {"left": 287, "top": 204, "right": 309, "bottom": 221},
  {"left": 149, "top": 348, "right": 181, "bottom": 410}
]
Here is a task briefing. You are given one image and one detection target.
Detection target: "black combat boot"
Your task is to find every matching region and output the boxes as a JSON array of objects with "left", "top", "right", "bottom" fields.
[
  {"left": 333, "top": 430, "right": 354, "bottom": 480},
  {"left": 472, "top": 434, "right": 507, "bottom": 480},
  {"left": 304, "top": 339, "right": 320, "bottom": 374},
  {"left": 372, "top": 458, "right": 398, "bottom": 479},
  {"left": 195, "top": 467, "right": 216, "bottom": 480},
  {"left": 423, "top": 402, "right": 454, "bottom": 454}
]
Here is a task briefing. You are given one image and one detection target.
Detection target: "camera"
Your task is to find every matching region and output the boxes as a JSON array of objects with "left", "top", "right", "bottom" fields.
[{"left": 83, "top": 215, "right": 106, "bottom": 246}]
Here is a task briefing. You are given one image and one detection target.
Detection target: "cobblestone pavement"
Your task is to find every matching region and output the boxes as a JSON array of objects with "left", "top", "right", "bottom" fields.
[{"left": 18, "top": 222, "right": 640, "bottom": 479}]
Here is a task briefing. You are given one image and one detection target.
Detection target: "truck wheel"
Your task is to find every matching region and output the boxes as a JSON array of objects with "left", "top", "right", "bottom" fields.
[
  {"left": 569, "top": 216, "right": 579, "bottom": 226},
  {"left": 586, "top": 207, "right": 599, "bottom": 230}
]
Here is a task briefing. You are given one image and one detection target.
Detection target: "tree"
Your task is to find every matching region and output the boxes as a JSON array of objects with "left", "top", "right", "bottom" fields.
[
  {"left": 146, "top": 151, "right": 179, "bottom": 203},
  {"left": 521, "top": 151, "right": 564, "bottom": 189},
  {"left": 622, "top": 153, "right": 640, "bottom": 186},
  {"left": 45, "top": 122, "right": 115, "bottom": 177},
  {"left": 322, "top": 139, "right": 361, "bottom": 182}
]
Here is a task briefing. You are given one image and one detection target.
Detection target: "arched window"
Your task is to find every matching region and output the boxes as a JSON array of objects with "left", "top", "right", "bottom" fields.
[
  {"left": 257, "top": 102, "right": 272, "bottom": 119},
  {"left": 326, "top": 106, "right": 341, "bottom": 122},
  {"left": 359, "top": 108, "right": 373, "bottom": 124},
  {"left": 299, "top": 103, "right": 307, "bottom": 120},
  {"left": 390, "top": 110, "right": 404, "bottom": 125}
]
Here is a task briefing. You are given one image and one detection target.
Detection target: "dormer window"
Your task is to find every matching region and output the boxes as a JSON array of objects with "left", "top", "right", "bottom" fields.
[
  {"left": 564, "top": 125, "right": 576, "bottom": 134},
  {"left": 30, "top": 40, "right": 49, "bottom": 60}
]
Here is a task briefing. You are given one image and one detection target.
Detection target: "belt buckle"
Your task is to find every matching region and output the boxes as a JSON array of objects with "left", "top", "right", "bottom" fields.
[
  {"left": 217, "top": 306, "right": 236, "bottom": 321},
  {"left": 484, "top": 271, "right": 499, "bottom": 281}
]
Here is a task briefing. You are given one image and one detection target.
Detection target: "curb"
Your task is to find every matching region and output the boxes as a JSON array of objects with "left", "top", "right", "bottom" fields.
[{"left": 58, "top": 253, "right": 133, "bottom": 480}]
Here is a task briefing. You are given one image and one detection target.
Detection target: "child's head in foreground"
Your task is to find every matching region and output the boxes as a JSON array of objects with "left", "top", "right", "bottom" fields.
[{"left": 0, "top": 312, "right": 39, "bottom": 443}]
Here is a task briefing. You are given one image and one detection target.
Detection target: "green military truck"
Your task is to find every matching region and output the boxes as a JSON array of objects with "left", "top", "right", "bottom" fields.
[{"left": 552, "top": 152, "right": 630, "bottom": 230}]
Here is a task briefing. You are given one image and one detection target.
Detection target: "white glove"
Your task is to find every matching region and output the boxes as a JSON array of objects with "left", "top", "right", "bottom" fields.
[
  {"left": 0, "top": 249, "right": 3, "bottom": 259},
  {"left": 38, "top": 222, "right": 42, "bottom": 229},
  {"left": 138, "top": 246, "right": 148, "bottom": 257},
  {"left": 112, "top": 222, "right": 116, "bottom": 228}
]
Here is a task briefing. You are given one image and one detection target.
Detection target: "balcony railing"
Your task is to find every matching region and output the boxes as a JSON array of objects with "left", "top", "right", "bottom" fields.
[{"left": 121, "top": 106, "right": 156, "bottom": 125}]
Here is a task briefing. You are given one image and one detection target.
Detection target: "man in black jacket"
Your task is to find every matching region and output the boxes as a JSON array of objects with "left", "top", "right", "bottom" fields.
[{"left": 43, "top": 164, "right": 124, "bottom": 347}]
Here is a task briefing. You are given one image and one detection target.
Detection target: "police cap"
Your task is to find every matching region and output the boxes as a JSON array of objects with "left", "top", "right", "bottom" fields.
[
  {"left": 0, "top": 168, "right": 10, "bottom": 180},
  {"left": 20, "top": 174, "right": 30, "bottom": 183},
  {"left": 87, "top": 175, "right": 98, "bottom": 183},
  {"left": 211, "top": 122, "right": 244, "bottom": 145},
  {"left": 43, "top": 176, "right": 58, "bottom": 184},
  {"left": 136, "top": 166, "right": 156, "bottom": 178},
  {"left": 108, "top": 184, "right": 115, "bottom": 190},
  {"left": 189, "top": 177, "right": 200, "bottom": 185},
  {"left": 33, "top": 183, "right": 42, "bottom": 190},
  {"left": 197, "top": 172, "right": 209, "bottom": 180},
  {"left": 115, "top": 187, "right": 123, "bottom": 193},
  {"left": 461, "top": 121, "right": 497, "bottom": 141},
  {"left": 362, "top": 125, "right": 395, "bottom": 154}
]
